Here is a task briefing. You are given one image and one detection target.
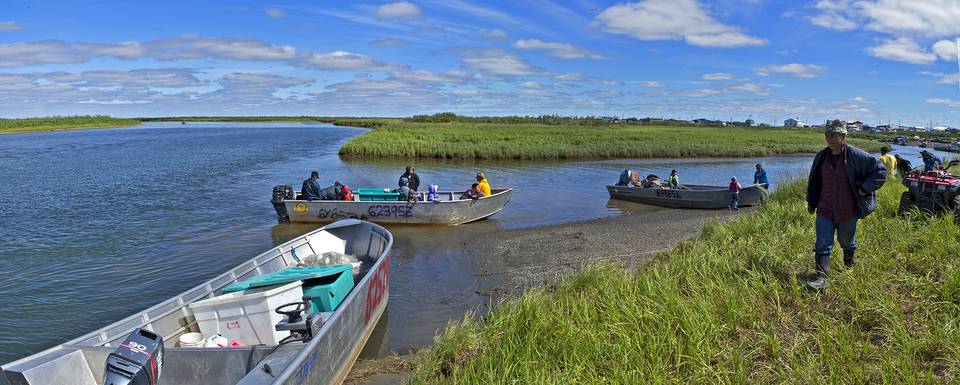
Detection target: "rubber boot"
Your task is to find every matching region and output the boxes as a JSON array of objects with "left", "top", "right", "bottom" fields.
[
  {"left": 807, "top": 254, "right": 830, "bottom": 290},
  {"left": 843, "top": 249, "right": 855, "bottom": 270}
]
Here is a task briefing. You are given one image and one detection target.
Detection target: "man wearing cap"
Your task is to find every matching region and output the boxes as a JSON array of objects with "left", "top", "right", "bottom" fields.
[
  {"left": 805, "top": 119, "right": 887, "bottom": 290},
  {"left": 920, "top": 150, "right": 942, "bottom": 172}
]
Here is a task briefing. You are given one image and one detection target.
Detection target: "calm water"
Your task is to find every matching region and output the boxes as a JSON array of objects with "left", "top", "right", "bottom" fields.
[{"left": 0, "top": 123, "right": 949, "bottom": 363}]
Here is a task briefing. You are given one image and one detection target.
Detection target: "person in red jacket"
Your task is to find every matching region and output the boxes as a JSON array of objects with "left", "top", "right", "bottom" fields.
[{"left": 728, "top": 176, "right": 742, "bottom": 211}]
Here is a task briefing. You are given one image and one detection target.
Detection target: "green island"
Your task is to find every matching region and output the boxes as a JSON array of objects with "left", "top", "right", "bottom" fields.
[
  {"left": 7, "top": 115, "right": 884, "bottom": 159},
  {"left": 0, "top": 116, "right": 141, "bottom": 134},
  {"left": 408, "top": 178, "right": 960, "bottom": 384}
]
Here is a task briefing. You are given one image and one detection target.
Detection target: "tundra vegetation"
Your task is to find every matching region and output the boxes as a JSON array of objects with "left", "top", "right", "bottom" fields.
[
  {"left": 0, "top": 116, "right": 140, "bottom": 134},
  {"left": 409, "top": 179, "right": 960, "bottom": 384}
]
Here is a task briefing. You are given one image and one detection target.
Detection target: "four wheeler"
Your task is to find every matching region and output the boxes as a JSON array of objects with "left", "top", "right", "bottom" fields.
[{"left": 898, "top": 160, "right": 960, "bottom": 219}]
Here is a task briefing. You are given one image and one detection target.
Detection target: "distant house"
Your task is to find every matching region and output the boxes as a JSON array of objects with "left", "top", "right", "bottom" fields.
[
  {"left": 846, "top": 120, "right": 864, "bottom": 132},
  {"left": 877, "top": 124, "right": 899, "bottom": 131},
  {"left": 784, "top": 118, "right": 807, "bottom": 128}
]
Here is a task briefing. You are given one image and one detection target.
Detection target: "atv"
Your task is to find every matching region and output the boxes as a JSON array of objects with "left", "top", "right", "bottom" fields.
[{"left": 898, "top": 160, "right": 960, "bottom": 219}]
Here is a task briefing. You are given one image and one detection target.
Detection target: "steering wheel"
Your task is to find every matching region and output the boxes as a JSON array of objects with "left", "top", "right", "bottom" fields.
[{"left": 275, "top": 302, "right": 306, "bottom": 323}]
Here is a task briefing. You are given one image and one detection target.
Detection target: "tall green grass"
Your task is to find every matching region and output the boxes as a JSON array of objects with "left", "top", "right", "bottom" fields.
[
  {"left": 340, "top": 122, "right": 884, "bottom": 160},
  {"left": 0, "top": 116, "right": 140, "bottom": 134},
  {"left": 409, "top": 179, "right": 960, "bottom": 384}
]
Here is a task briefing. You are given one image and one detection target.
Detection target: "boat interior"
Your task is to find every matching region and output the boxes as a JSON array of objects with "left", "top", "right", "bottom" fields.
[
  {"left": 1, "top": 220, "right": 391, "bottom": 385},
  {"left": 292, "top": 188, "right": 509, "bottom": 202}
]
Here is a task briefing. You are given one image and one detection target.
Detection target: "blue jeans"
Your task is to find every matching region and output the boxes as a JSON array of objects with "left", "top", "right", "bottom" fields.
[
  {"left": 729, "top": 193, "right": 739, "bottom": 209},
  {"left": 814, "top": 215, "right": 858, "bottom": 275}
]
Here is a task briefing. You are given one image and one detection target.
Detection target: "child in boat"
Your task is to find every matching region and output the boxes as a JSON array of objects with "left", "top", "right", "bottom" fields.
[
  {"left": 669, "top": 170, "right": 680, "bottom": 189},
  {"left": 460, "top": 183, "right": 482, "bottom": 200},
  {"left": 476, "top": 171, "right": 491, "bottom": 196}
]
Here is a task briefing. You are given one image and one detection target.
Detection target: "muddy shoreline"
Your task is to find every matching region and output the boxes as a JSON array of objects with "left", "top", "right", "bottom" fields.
[{"left": 345, "top": 206, "right": 747, "bottom": 384}]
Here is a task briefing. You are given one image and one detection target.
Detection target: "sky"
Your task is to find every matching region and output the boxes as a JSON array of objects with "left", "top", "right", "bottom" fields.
[{"left": 1, "top": 0, "right": 959, "bottom": 126}]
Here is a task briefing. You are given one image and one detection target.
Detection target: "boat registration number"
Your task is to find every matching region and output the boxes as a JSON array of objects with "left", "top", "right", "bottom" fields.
[
  {"left": 367, "top": 204, "right": 414, "bottom": 217},
  {"left": 655, "top": 189, "right": 683, "bottom": 199}
]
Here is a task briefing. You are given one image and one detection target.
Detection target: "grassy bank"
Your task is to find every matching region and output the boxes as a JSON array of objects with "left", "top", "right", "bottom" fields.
[
  {"left": 140, "top": 116, "right": 395, "bottom": 129},
  {"left": 0, "top": 116, "right": 140, "bottom": 134},
  {"left": 339, "top": 122, "right": 883, "bottom": 160},
  {"left": 410, "top": 179, "right": 960, "bottom": 384}
]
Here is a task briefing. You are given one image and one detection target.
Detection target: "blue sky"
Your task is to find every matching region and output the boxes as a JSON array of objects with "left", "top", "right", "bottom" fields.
[{"left": 1, "top": 0, "right": 958, "bottom": 126}]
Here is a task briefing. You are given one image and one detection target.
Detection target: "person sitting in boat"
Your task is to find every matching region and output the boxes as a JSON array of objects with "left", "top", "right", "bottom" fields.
[
  {"left": 399, "top": 166, "right": 420, "bottom": 192},
  {"left": 459, "top": 183, "right": 482, "bottom": 200},
  {"left": 476, "top": 171, "right": 491, "bottom": 196},
  {"left": 427, "top": 184, "right": 441, "bottom": 202},
  {"left": 318, "top": 181, "right": 347, "bottom": 200},
  {"left": 398, "top": 177, "right": 418, "bottom": 202},
  {"left": 640, "top": 174, "right": 667, "bottom": 189},
  {"left": 921, "top": 150, "right": 942, "bottom": 172},
  {"left": 668, "top": 169, "right": 680, "bottom": 189},
  {"left": 617, "top": 169, "right": 641, "bottom": 186},
  {"left": 301, "top": 171, "right": 321, "bottom": 201}
]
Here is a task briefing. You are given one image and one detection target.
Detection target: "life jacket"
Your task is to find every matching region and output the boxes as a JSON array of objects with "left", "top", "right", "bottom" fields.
[{"left": 340, "top": 185, "right": 353, "bottom": 201}]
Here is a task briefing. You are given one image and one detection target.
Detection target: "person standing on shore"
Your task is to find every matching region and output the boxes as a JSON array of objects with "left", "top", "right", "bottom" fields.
[
  {"left": 728, "top": 177, "right": 742, "bottom": 211},
  {"left": 476, "top": 171, "right": 491, "bottom": 196},
  {"left": 894, "top": 154, "right": 912, "bottom": 176},
  {"left": 879, "top": 147, "right": 897, "bottom": 178},
  {"left": 301, "top": 171, "right": 321, "bottom": 201},
  {"left": 400, "top": 166, "right": 420, "bottom": 192},
  {"left": 805, "top": 120, "right": 886, "bottom": 290},
  {"left": 753, "top": 163, "right": 769, "bottom": 189},
  {"left": 668, "top": 170, "right": 680, "bottom": 189},
  {"left": 920, "top": 150, "right": 942, "bottom": 172}
]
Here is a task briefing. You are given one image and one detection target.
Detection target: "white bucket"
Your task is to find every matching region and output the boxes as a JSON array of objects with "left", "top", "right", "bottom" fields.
[{"left": 179, "top": 332, "right": 204, "bottom": 348}]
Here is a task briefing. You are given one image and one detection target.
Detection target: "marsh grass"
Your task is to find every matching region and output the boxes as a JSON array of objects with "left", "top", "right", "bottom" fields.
[
  {"left": 0, "top": 116, "right": 140, "bottom": 134},
  {"left": 409, "top": 179, "right": 960, "bottom": 384},
  {"left": 339, "top": 122, "right": 883, "bottom": 160}
]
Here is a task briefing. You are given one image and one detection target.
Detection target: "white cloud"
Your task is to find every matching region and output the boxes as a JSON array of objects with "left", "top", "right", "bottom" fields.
[
  {"left": 480, "top": 28, "right": 509, "bottom": 40},
  {"left": 932, "top": 39, "right": 958, "bottom": 61},
  {"left": 265, "top": 8, "right": 287, "bottom": 19},
  {"left": 553, "top": 72, "right": 586, "bottom": 81},
  {"left": 74, "top": 41, "right": 146, "bottom": 59},
  {"left": 858, "top": 0, "right": 960, "bottom": 38},
  {"left": 457, "top": 48, "right": 538, "bottom": 75},
  {"left": 512, "top": 39, "right": 604, "bottom": 60},
  {"left": 520, "top": 81, "right": 542, "bottom": 88},
  {"left": 449, "top": 89, "right": 480, "bottom": 97},
  {"left": 920, "top": 71, "right": 960, "bottom": 85},
  {"left": 667, "top": 88, "right": 721, "bottom": 97},
  {"left": 866, "top": 37, "right": 936, "bottom": 64},
  {"left": 630, "top": 80, "right": 666, "bottom": 88},
  {"left": 927, "top": 98, "right": 960, "bottom": 108},
  {"left": 756, "top": 63, "right": 826, "bottom": 78},
  {"left": 727, "top": 83, "right": 766, "bottom": 94},
  {"left": 807, "top": 13, "right": 857, "bottom": 31},
  {"left": 0, "top": 21, "right": 24, "bottom": 31},
  {"left": 294, "top": 51, "right": 387, "bottom": 70},
  {"left": 376, "top": 1, "right": 422, "bottom": 20},
  {"left": 0, "top": 40, "right": 86, "bottom": 67},
  {"left": 592, "top": 0, "right": 766, "bottom": 48},
  {"left": 146, "top": 35, "right": 297, "bottom": 61},
  {"left": 701, "top": 72, "right": 733, "bottom": 81},
  {"left": 369, "top": 38, "right": 409, "bottom": 46}
]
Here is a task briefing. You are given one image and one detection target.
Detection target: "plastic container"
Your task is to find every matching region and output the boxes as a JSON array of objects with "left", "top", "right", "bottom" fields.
[
  {"left": 357, "top": 188, "right": 400, "bottom": 201},
  {"left": 188, "top": 281, "right": 303, "bottom": 346},
  {"left": 222, "top": 266, "right": 355, "bottom": 313},
  {"left": 178, "top": 332, "right": 204, "bottom": 348}
]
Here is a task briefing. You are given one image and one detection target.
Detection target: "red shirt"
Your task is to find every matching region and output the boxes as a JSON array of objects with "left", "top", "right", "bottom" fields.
[
  {"left": 817, "top": 148, "right": 857, "bottom": 222},
  {"left": 729, "top": 181, "right": 741, "bottom": 193}
]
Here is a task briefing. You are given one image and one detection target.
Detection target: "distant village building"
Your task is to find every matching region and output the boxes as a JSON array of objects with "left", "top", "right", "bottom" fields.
[
  {"left": 846, "top": 120, "right": 864, "bottom": 132},
  {"left": 783, "top": 118, "right": 807, "bottom": 128},
  {"left": 745, "top": 118, "right": 755, "bottom": 127},
  {"left": 876, "top": 124, "right": 899, "bottom": 131}
]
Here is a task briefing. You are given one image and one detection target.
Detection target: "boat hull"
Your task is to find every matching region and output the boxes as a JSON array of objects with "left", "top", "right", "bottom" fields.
[
  {"left": 607, "top": 184, "right": 766, "bottom": 209},
  {"left": 1, "top": 219, "right": 393, "bottom": 385},
  {"left": 281, "top": 189, "right": 512, "bottom": 225}
]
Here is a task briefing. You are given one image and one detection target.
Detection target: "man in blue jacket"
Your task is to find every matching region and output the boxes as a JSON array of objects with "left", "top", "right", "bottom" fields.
[
  {"left": 805, "top": 120, "right": 887, "bottom": 290},
  {"left": 301, "top": 171, "right": 321, "bottom": 201}
]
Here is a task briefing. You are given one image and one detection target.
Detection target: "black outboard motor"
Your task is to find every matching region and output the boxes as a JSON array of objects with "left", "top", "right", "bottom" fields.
[
  {"left": 272, "top": 185, "right": 293, "bottom": 222},
  {"left": 103, "top": 328, "right": 164, "bottom": 385}
]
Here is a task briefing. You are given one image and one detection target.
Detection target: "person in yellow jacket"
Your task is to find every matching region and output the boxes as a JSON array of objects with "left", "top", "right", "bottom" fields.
[
  {"left": 879, "top": 146, "right": 897, "bottom": 177},
  {"left": 476, "top": 171, "right": 491, "bottom": 196}
]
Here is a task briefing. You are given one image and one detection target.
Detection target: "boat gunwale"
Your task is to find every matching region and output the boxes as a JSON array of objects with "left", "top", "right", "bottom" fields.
[
  {"left": 285, "top": 188, "right": 513, "bottom": 205},
  {"left": 0, "top": 219, "right": 393, "bottom": 385}
]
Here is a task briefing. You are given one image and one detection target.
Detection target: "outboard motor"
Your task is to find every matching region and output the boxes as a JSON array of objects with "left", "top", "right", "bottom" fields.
[
  {"left": 272, "top": 185, "right": 293, "bottom": 222},
  {"left": 103, "top": 328, "right": 164, "bottom": 385},
  {"left": 274, "top": 301, "right": 327, "bottom": 343}
]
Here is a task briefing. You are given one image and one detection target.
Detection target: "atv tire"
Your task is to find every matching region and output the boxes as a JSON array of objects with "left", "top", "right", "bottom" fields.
[
  {"left": 898, "top": 191, "right": 914, "bottom": 216},
  {"left": 954, "top": 194, "right": 960, "bottom": 221}
]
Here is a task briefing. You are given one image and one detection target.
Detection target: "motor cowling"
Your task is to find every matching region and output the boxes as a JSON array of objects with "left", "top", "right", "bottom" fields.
[
  {"left": 272, "top": 185, "right": 294, "bottom": 222},
  {"left": 103, "top": 328, "right": 164, "bottom": 385}
]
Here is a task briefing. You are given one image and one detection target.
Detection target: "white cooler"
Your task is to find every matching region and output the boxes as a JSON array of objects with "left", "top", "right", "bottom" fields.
[{"left": 188, "top": 281, "right": 303, "bottom": 346}]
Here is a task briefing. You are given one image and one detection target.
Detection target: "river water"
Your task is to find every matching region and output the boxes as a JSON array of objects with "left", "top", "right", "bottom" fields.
[{"left": 0, "top": 122, "right": 950, "bottom": 364}]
